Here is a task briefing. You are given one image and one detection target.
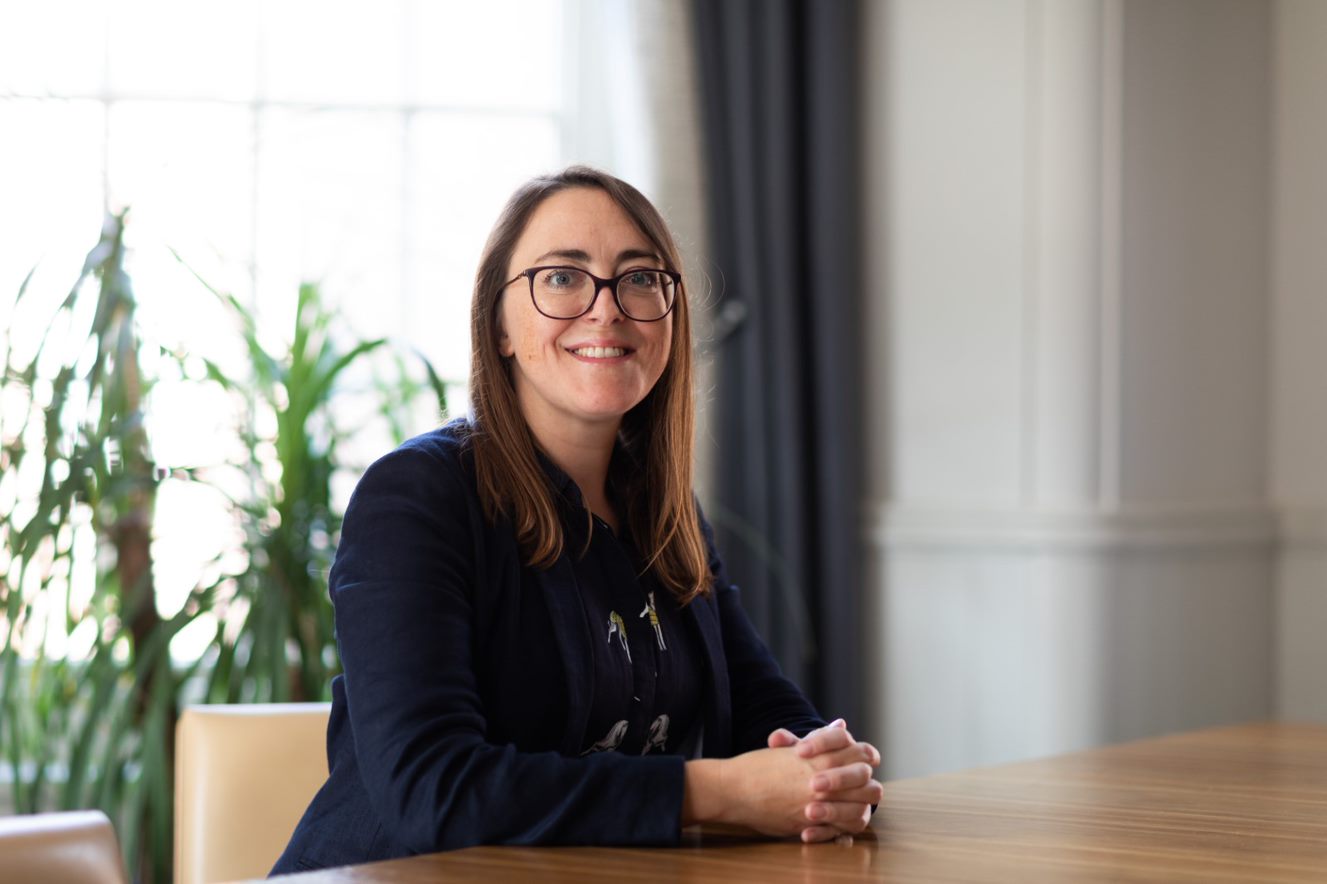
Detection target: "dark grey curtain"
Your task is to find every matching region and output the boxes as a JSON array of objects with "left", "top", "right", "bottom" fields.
[{"left": 691, "top": 0, "right": 864, "bottom": 728}]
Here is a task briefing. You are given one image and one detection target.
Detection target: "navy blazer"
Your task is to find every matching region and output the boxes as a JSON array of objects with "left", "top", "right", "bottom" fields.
[{"left": 272, "top": 422, "right": 823, "bottom": 874}]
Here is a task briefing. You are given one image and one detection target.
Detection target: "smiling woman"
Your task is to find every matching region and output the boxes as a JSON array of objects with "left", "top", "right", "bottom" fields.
[{"left": 270, "top": 167, "right": 882, "bottom": 873}]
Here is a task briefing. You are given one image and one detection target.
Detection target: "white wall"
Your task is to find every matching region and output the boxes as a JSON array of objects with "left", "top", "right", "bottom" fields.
[
  {"left": 863, "top": 0, "right": 1288, "bottom": 779},
  {"left": 1271, "top": 0, "right": 1327, "bottom": 721}
]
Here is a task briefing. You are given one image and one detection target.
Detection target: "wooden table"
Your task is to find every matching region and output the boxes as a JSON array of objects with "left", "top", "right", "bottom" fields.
[{"left": 273, "top": 722, "right": 1327, "bottom": 882}]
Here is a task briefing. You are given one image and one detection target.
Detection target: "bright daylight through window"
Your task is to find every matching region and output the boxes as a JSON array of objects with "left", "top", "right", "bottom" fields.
[{"left": 0, "top": 0, "right": 573, "bottom": 665}]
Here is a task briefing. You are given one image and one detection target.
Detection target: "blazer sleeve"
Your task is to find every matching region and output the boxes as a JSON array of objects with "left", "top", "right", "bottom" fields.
[
  {"left": 330, "top": 445, "right": 685, "bottom": 853},
  {"left": 698, "top": 510, "right": 826, "bottom": 752}
]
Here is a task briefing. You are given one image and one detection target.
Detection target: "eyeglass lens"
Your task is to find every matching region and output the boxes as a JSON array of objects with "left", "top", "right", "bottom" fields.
[{"left": 531, "top": 268, "right": 674, "bottom": 320}]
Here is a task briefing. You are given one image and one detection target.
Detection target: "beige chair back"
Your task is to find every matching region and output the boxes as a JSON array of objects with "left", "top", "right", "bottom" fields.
[
  {"left": 0, "top": 809, "right": 127, "bottom": 884},
  {"left": 173, "top": 702, "right": 331, "bottom": 884}
]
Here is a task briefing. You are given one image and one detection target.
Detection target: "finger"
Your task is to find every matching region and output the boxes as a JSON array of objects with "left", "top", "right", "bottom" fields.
[
  {"left": 771, "top": 719, "right": 847, "bottom": 750},
  {"left": 820, "top": 741, "right": 880, "bottom": 767},
  {"left": 810, "top": 763, "right": 874, "bottom": 794},
  {"left": 799, "top": 825, "right": 841, "bottom": 843},
  {"left": 805, "top": 801, "right": 873, "bottom": 833},
  {"left": 793, "top": 720, "right": 849, "bottom": 750},
  {"left": 821, "top": 719, "right": 853, "bottom": 742},
  {"left": 811, "top": 742, "right": 879, "bottom": 771},
  {"left": 824, "top": 719, "right": 853, "bottom": 743},
  {"left": 813, "top": 782, "right": 884, "bottom": 806},
  {"left": 795, "top": 725, "right": 854, "bottom": 758}
]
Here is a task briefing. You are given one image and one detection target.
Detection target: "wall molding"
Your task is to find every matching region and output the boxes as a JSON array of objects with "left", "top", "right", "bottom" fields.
[
  {"left": 1278, "top": 508, "right": 1327, "bottom": 551},
  {"left": 868, "top": 502, "right": 1288, "bottom": 552}
]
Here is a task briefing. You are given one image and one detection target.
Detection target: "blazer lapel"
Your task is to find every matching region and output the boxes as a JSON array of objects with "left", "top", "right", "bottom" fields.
[
  {"left": 686, "top": 591, "right": 732, "bottom": 758},
  {"left": 537, "top": 555, "right": 596, "bottom": 756}
]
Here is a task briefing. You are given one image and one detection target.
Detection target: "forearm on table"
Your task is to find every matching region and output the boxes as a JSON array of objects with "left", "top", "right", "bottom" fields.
[{"left": 681, "top": 758, "right": 729, "bottom": 826}]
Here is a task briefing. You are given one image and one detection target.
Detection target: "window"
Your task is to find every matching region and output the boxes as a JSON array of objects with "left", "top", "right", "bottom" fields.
[{"left": 1, "top": 0, "right": 576, "bottom": 382}]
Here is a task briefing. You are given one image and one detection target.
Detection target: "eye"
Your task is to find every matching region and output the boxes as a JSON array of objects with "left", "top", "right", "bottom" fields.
[
  {"left": 622, "top": 270, "right": 662, "bottom": 290},
  {"left": 541, "top": 268, "right": 584, "bottom": 289}
]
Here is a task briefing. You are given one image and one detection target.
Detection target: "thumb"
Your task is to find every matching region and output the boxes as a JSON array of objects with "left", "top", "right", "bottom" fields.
[{"left": 766, "top": 728, "right": 800, "bottom": 749}]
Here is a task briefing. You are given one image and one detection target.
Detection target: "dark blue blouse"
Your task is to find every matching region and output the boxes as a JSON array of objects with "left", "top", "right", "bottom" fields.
[{"left": 571, "top": 511, "right": 703, "bottom": 759}]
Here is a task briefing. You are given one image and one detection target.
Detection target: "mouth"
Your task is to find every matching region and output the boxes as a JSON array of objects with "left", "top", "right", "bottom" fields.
[{"left": 567, "top": 345, "right": 633, "bottom": 360}]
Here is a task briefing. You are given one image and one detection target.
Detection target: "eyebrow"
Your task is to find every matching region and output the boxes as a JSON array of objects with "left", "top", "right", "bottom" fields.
[{"left": 532, "top": 248, "right": 662, "bottom": 267}]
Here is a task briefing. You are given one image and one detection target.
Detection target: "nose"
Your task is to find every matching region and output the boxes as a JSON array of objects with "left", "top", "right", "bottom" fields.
[{"left": 585, "top": 279, "right": 626, "bottom": 323}]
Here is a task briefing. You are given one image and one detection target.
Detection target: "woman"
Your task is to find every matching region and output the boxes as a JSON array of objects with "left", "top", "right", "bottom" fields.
[{"left": 272, "top": 167, "right": 881, "bottom": 874}]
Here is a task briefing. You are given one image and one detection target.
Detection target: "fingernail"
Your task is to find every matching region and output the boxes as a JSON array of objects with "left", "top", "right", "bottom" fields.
[
  {"left": 811, "top": 774, "right": 829, "bottom": 791},
  {"left": 832, "top": 718, "right": 846, "bottom": 728},
  {"left": 807, "top": 804, "right": 827, "bottom": 821}
]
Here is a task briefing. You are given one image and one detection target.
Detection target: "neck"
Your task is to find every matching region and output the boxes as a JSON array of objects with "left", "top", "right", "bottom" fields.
[{"left": 525, "top": 413, "right": 619, "bottom": 525}]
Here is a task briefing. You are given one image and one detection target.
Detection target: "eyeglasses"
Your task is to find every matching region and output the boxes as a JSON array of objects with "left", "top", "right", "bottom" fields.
[{"left": 503, "top": 265, "right": 679, "bottom": 322}]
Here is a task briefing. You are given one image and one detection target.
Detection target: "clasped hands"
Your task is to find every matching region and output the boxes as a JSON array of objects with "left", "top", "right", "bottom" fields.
[
  {"left": 765, "top": 719, "right": 882, "bottom": 843},
  {"left": 682, "top": 720, "right": 882, "bottom": 843}
]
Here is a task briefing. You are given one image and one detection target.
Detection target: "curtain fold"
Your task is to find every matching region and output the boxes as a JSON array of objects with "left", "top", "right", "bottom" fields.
[{"left": 690, "top": 0, "right": 864, "bottom": 728}]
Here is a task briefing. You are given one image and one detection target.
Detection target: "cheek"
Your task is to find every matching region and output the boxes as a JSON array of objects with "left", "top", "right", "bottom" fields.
[
  {"left": 498, "top": 301, "right": 537, "bottom": 361},
  {"left": 496, "top": 298, "right": 515, "bottom": 357},
  {"left": 502, "top": 305, "right": 566, "bottom": 365},
  {"left": 651, "top": 324, "right": 674, "bottom": 375}
]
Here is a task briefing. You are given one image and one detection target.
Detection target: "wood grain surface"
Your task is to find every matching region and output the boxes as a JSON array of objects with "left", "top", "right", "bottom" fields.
[{"left": 269, "top": 722, "right": 1327, "bottom": 883}]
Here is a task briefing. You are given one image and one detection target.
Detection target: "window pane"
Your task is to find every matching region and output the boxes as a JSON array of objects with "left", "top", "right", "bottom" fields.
[
  {"left": 150, "top": 463, "right": 241, "bottom": 619},
  {"left": 0, "top": 1, "right": 107, "bottom": 95},
  {"left": 405, "top": 112, "right": 559, "bottom": 380},
  {"left": 261, "top": 0, "right": 406, "bottom": 106},
  {"left": 107, "top": 0, "right": 259, "bottom": 100},
  {"left": 413, "top": 0, "right": 564, "bottom": 110},
  {"left": 254, "top": 108, "right": 403, "bottom": 338},
  {"left": 0, "top": 99, "right": 105, "bottom": 345},
  {"left": 106, "top": 100, "right": 255, "bottom": 341}
]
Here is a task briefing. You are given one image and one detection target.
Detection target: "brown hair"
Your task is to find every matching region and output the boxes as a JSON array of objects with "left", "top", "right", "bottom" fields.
[{"left": 467, "top": 166, "right": 710, "bottom": 603}]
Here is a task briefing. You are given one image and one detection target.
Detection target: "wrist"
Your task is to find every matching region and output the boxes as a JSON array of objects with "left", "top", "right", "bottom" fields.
[{"left": 682, "top": 758, "right": 729, "bottom": 825}]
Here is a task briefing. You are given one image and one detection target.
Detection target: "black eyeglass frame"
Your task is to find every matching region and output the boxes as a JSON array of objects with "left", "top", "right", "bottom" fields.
[{"left": 502, "top": 265, "right": 681, "bottom": 322}]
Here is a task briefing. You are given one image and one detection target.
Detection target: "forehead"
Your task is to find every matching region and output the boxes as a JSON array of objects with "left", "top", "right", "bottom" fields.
[{"left": 512, "top": 187, "right": 653, "bottom": 259}]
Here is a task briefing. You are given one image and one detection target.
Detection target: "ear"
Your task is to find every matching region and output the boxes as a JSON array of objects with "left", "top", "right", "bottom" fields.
[{"left": 496, "top": 321, "right": 514, "bottom": 358}]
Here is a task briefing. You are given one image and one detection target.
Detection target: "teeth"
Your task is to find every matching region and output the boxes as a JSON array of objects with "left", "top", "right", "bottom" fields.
[{"left": 572, "top": 346, "right": 626, "bottom": 358}]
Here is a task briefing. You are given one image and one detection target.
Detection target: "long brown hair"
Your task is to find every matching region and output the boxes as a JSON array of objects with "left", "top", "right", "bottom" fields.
[{"left": 467, "top": 166, "right": 710, "bottom": 603}]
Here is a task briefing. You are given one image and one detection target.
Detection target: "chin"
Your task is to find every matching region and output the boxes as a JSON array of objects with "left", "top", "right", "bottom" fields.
[
  {"left": 579, "top": 405, "right": 637, "bottom": 423},
  {"left": 569, "top": 399, "right": 642, "bottom": 423},
  {"left": 572, "top": 389, "right": 649, "bottom": 416}
]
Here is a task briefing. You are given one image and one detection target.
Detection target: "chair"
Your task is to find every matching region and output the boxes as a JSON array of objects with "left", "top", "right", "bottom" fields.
[
  {"left": 173, "top": 703, "right": 331, "bottom": 884},
  {"left": 0, "top": 809, "right": 127, "bottom": 884}
]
